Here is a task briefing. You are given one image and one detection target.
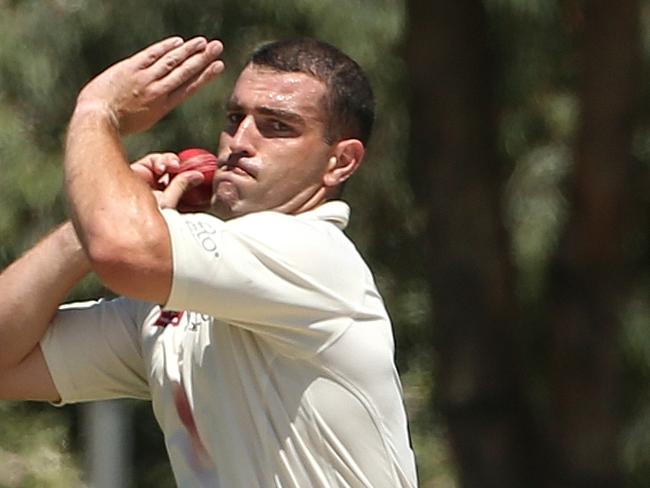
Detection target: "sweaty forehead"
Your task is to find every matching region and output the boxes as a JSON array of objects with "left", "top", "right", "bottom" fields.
[{"left": 229, "top": 65, "right": 327, "bottom": 119}]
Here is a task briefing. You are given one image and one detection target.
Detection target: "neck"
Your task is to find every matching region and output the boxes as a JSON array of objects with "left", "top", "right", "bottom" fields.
[{"left": 282, "top": 185, "right": 330, "bottom": 215}]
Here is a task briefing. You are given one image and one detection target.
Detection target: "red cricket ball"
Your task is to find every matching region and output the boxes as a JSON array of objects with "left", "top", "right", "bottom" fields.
[{"left": 168, "top": 148, "right": 218, "bottom": 208}]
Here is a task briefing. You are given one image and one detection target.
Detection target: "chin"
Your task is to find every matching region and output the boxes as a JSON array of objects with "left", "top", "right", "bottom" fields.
[
  {"left": 210, "top": 201, "right": 237, "bottom": 220},
  {"left": 211, "top": 183, "right": 243, "bottom": 219},
  {"left": 212, "top": 195, "right": 257, "bottom": 220}
]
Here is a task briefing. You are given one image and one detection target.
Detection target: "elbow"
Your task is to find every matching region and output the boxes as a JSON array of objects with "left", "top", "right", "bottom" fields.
[
  {"left": 0, "top": 343, "right": 26, "bottom": 372},
  {"left": 85, "top": 239, "right": 146, "bottom": 291},
  {"left": 85, "top": 234, "right": 130, "bottom": 269},
  {"left": 0, "top": 316, "right": 32, "bottom": 370},
  {"left": 85, "top": 241, "right": 125, "bottom": 289},
  {"left": 0, "top": 356, "right": 16, "bottom": 373},
  {"left": 84, "top": 230, "right": 171, "bottom": 301},
  {"left": 77, "top": 205, "right": 166, "bottom": 270}
]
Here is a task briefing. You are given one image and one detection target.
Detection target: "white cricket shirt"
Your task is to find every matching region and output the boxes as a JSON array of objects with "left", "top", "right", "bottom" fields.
[{"left": 41, "top": 201, "right": 418, "bottom": 487}]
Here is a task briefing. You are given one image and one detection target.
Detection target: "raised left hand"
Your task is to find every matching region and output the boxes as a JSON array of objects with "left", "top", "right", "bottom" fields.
[{"left": 75, "top": 36, "right": 224, "bottom": 135}]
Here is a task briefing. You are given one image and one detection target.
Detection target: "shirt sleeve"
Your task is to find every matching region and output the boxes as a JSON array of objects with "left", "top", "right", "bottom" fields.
[
  {"left": 161, "top": 209, "right": 379, "bottom": 353},
  {"left": 40, "top": 297, "right": 152, "bottom": 405}
]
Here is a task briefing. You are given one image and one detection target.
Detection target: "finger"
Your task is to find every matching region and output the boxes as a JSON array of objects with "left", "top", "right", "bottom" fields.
[
  {"left": 130, "top": 153, "right": 180, "bottom": 190},
  {"left": 131, "top": 36, "right": 185, "bottom": 70},
  {"left": 151, "top": 40, "right": 223, "bottom": 96},
  {"left": 158, "top": 173, "right": 171, "bottom": 190},
  {"left": 130, "top": 162, "right": 156, "bottom": 186},
  {"left": 148, "top": 37, "right": 208, "bottom": 81},
  {"left": 168, "top": 60, "right": 225, "bottom": 107},
  {"left": 131, "top": 152, "right": 176, "bottom": 173},
  {"left": 162, "top": 170, "right": 204, "bottom": 208},
  {"left": 149, "top": 152, "right": 180, "bottom": 174},
  {"left": 130, "top": 155, "right": 154, "bottom": 171}
]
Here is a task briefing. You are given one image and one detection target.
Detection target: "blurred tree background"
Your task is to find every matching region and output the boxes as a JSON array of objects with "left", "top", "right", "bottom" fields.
[{"left": 0, "top": 0, "right": 648, "bottom": 486}]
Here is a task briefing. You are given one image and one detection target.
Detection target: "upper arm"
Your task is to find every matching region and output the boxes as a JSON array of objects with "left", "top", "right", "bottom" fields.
[
  {"left": 0, "top": 345, "right": 60, "bottom": 402},
  {"left": 163, "top": 210, "right": 366, "bottom": 352},
  {"left": 164, "top": 210, "right": 350, "bottom": 317},
  {"left": 37, "top": 298, "right": 151, "bottom": 404}
]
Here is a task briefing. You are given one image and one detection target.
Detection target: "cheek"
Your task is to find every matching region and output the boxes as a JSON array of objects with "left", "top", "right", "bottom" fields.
[
  {"left": 263, "top": 154, "right": 324, "bottom": 190},
  {"left": 269, "top": 139, "right": 329, "bottom": 173}
]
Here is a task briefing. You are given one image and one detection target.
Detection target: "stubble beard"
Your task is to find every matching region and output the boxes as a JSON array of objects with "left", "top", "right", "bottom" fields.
[{"left": 211, "top": 180, "right": 243, "bottom": 220}]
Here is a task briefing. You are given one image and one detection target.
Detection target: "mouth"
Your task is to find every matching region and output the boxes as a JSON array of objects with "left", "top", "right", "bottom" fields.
[{"left": 217, "top": 156, "right": 257, "bottom": 178}]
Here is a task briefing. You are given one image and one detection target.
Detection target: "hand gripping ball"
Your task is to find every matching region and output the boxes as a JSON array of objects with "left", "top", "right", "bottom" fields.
[{"left": 168, "top": 148, "right": 218, "bottom": 207}]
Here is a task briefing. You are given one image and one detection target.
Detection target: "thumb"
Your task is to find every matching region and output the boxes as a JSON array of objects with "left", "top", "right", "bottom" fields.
[{"left": 161, "top": 170, "right": 204, "bottom": 208}]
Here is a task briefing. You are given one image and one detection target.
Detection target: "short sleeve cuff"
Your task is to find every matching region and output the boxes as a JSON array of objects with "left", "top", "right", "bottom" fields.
[
  {"left": 160, "top": 208, "right": 186, "bottom": 311},
  {"left": 40, "top": 328, "right": 77, "bottom": 406}
]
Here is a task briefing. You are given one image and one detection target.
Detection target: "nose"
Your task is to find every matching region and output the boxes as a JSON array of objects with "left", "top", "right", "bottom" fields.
[{"left": 228, "top": 115, "right": 257, "bottom": 157}]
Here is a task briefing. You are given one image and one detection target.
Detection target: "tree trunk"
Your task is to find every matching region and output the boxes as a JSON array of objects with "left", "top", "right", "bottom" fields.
[
  {"left": 546, "top": 1, "right": 640, "bottom": 486},
  {"left": 406, "top": 1, "right": 539, "bottom": 486}
]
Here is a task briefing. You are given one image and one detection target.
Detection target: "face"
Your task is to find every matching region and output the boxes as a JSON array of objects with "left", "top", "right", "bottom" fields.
[{"left": 211, "top": 65, "right": 334, "bottom": 219}]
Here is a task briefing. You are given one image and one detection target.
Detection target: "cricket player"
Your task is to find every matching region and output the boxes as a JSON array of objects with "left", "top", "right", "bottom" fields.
[{"left": 0, "top": 36, "right": 418, "bottom": 487}]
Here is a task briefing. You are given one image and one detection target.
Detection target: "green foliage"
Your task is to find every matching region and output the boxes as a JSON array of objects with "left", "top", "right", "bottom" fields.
[
  {"left": 489, "top": 0, "right": 650, "bottom": 483},
  {"left": 0, "top": 403, "right": 83, "bottom": 487},
  {"left": 1, "top": 0, "right": 648, "bottom": 486},
  {"left": 401, "top": 359, "right": 458, "bottom": 488}
]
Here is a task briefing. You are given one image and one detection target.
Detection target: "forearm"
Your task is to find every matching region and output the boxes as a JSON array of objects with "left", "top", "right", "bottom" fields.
[
  {"left": 65, "top": 35, "right": 223, "bottom": 259},
  {"left": 65, "top": 107, "right": 162, "bottom": 257},
  {"left": 0, "top": 222, "right": 90, "bottom": 368}
]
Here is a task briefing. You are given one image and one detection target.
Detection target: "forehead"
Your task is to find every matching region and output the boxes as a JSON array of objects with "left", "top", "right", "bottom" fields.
[{"left": 229, "top": 65, "right": 327, "bottom": 119}]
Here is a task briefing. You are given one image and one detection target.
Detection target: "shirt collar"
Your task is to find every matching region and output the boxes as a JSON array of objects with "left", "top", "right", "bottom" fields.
[{"left": 297, "top": 200, "right": 350, "bottom": 230}]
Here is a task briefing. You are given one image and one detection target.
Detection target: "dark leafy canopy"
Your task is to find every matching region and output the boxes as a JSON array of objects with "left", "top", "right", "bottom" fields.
[
  {"left": 408, "top": 0, "right": 650, "bottom": 487},
  {"left": 0, "top": 0, "right": 648, "bottom": 487}
]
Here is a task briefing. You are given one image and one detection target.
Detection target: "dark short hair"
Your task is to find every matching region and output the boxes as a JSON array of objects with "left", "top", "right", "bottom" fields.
[{"left": 249, "top": 38, "right": 375, "bottom": 146}]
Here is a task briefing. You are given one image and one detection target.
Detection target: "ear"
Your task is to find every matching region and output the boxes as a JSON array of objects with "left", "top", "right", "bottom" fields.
[{"left": 323, "top": 139, "right": 365, "bottom": 188}]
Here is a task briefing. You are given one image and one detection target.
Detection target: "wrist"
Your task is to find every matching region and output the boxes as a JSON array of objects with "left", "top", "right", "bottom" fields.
[
  {"left": 56, "top": 222, "right": 92, "bottom": 276},
  {"left": 71, "top": 100, "right": 120, "bottom": 132}
]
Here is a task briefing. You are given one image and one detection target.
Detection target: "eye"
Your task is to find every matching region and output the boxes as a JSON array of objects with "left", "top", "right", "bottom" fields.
[
  {"left": 259, "top": 118, "right": 295, "bottom": 137},
  {"left": 225, "top": 112, "right": 244, "bottom": 130},
  {"left": 270, "top": 120, "right": 290, "bottom": 131}
]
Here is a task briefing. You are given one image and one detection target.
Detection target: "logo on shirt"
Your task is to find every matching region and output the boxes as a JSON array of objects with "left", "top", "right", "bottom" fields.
[
  {"left": 153, "top": 310, "right": 211, "bottom": 331},
  {"left": 188, "top": 311, "right": 212, "bottom": 331},
  {"left": 154, "top": 310, "right": 184, "bottom": 327},
  {"left": 186, "top": 220, "right": 220, "bottom": 258}
]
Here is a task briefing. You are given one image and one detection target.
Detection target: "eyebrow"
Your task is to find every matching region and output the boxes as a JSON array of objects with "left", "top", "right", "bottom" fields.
[{"left": 225, "top": 99, "right": 305, "bottom": 125}]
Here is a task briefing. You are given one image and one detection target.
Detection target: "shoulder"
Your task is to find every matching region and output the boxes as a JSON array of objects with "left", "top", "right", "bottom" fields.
[
  {"left": 162, "top": 203, "right": 369, "bottom": 286},
  {"left": 229, "top": 209, "right": 334, "bottom": 239},
  {"left": 226, "top": 208, "right": 356, "bottom": 264},
  {"left": 229, "top": 201, "right": 350, "bottom": 245}
]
